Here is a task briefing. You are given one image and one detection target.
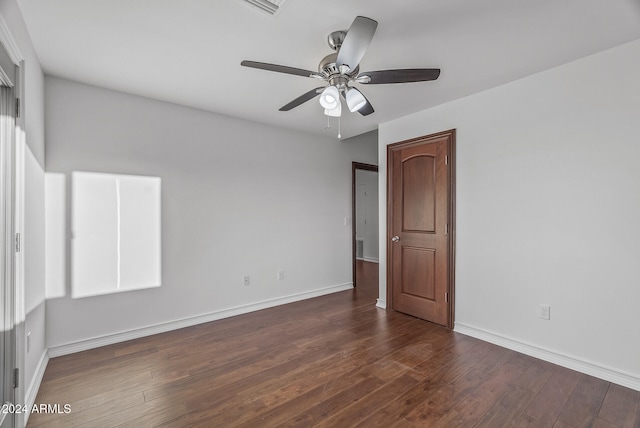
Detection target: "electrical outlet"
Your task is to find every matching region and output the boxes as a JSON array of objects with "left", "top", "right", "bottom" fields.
[
  {"left": 243, "top": 275, "right": 250, "bottom": 286},
  {"left": 277, "top": 270, "right": 285, "bottom": 280},
  {"left": 538, "top": 304, "right": 551, "bottom": 320}
]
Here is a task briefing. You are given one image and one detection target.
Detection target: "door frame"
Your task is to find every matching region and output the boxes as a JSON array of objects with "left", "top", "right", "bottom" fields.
[
  {"left": 386, "top": 129, "right": 456, "bottom": 328},
  {"left": 352, "top": 162, "right": 378, "bottom": 287},
  {"left": 0, "top": 49, "right": 17, "bottom": 428},
  {"left": 0, "top": 19, "right": 26, "bottom": 428}
]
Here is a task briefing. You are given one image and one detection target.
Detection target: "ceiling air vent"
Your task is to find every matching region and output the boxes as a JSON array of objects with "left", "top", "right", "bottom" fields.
[{"left": 242, "top": 0, "right": 289, "bottom": 15}]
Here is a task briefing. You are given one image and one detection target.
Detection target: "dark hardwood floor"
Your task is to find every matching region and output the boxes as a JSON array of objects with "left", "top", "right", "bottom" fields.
[{"left": 29, "top": 261, "right": 639, "bottom": 427}]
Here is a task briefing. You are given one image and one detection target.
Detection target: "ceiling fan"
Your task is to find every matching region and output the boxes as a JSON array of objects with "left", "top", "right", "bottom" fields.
[{"left": 241, "top": 16, "right": 440, "bottom": 118}]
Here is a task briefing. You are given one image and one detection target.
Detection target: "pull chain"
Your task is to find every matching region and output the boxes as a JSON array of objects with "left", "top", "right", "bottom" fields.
[{"left": 338, "top": 116, "right": 341, "bottom": 139}]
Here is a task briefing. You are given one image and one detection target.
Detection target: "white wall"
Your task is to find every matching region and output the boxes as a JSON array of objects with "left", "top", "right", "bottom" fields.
[
  {"left": 355, "top": 169, "right": 379, "bottom": 262},
  {"left": 44, "top": 173, "right": 65, "bottom": 299},
  {"left": 379, "top": 39, "right": 640, "bottom": 388},
  {"left": 23, "top": 144, "right": 45, "bottom": 382},
  {"left": 45, "top": 76, "right": 377, "bottom": 349}
]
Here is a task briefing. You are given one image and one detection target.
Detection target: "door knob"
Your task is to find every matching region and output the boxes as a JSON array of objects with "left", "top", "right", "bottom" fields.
[{"left": 391, "top": 235, "right": 400, "bottom": 242}]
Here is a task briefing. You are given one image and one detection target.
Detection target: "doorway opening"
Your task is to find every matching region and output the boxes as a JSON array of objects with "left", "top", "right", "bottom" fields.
[{"left": 352, "top": 162, "right": 379, "bottom": 288}]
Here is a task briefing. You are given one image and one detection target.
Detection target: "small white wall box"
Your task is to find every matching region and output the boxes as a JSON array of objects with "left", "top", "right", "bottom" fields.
[{"left": 71, "top": 171, "right": 161, "bottom": 298}]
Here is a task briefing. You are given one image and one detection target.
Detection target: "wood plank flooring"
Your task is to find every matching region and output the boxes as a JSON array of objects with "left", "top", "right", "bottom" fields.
[{"left": 29, "top": 261, "right": 639, "bottom": 427}]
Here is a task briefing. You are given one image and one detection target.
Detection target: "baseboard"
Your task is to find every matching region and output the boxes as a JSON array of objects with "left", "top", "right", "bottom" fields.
[
  {"left": 48, "top": 282, "right": 354, "bottom": 358},
  {"left": 376, "top": 298, "right": 386, "bottom": 309},
  {"left": 24, "top": 351, "right": 49, "bottom": 426},
  {"left": 356, "top": 257, "right": 379, "bottom": 263},
  {"left": 454, "top": 322, "right": 640, "bottom": 392}
]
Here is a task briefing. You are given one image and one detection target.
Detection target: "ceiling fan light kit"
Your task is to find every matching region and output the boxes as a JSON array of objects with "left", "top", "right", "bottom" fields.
[
  {"left": 346, "top": 88, "right": 367, "bottom": 112},
  {"left": 241, "top": 15, "right": 441, "bottom": 132},
  {"left": 324, "top": 102, "right": 341, "bottom": 117},
  {"left": 319, "top": 85, "right": 340, "bottom": 110}
]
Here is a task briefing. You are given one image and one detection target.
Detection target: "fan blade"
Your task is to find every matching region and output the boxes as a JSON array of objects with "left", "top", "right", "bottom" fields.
[
  {"left": 358, "top": 69, "right": 441, "bottom": 84},
  {"left": 279, "top": 87, "right": 324, "bottom": 111},
  {"left": 336, "top": 16, "right": 378, "bottom": 73},
  {"left": 357, "top": 99, "right": 375, "bottom": 116},
  {"left": 241, "top": 60, "right": 320, "bottom": 78}
]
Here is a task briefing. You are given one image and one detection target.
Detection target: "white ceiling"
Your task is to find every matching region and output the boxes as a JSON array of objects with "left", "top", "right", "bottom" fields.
[{"left": 16, "top": 0, "right": 640, "bottom": 140}]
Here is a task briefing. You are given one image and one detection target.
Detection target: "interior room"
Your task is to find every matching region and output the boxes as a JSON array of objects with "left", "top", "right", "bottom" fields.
[{"left": 1, "top": 0, "right": 639, "bottom": 426}]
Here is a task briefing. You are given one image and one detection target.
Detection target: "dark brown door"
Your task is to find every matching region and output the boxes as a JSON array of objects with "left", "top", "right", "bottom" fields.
[{"left": 387, "top": 130, "right": 455, "bottom": 327}]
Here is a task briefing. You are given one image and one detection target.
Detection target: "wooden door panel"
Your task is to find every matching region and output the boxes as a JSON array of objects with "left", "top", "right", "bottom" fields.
[
  {"left": 401, "top": 247, "right": 435, "bottom": 300},
  {"left": 402, "top": 155, "right": 436, "bottom": 233},
  {"left": 388, "top": 130, "right": 455, "bottom": 327}
]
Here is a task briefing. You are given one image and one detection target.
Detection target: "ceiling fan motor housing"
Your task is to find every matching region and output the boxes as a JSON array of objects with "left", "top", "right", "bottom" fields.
[{"left": 319, "top": 53, "right": 359, "bottom": 85}]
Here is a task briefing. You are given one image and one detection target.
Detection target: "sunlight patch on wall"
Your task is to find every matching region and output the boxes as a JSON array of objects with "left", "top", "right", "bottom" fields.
[{"left": 71, "top": 171, "right": 161, "bottom": 299}]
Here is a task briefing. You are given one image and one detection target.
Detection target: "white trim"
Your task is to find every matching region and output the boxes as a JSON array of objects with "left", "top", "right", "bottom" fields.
[
  {"left": 0, "top": 14, "right": 24, "bottom": 64},
  {"left": 14, "top": 113, "right": 27, "bottom": 428},
  {"left": 23, "top": 350, "right": 48, "bottom": 426},
  {"left": 454, "top": 322, "right": 640, "bottom": 392},
  {"left": 356, "top": 257, "right": 378, "bottom": 263},
  {"left": 49, "top": 282, "right": 354, "bottom": 357},
  {"left": 376, "top": 298, "right": 386, "bottom": 309}
]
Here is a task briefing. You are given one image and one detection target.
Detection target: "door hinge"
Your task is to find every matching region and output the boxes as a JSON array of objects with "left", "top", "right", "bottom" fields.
[
  {"left": 445, "top": 224, "right": 449, "bottom": 234},
  {"left": 13, "top": 368, "right": 19, "bottom": 388},
  {"left": 445, "top": 155, "right": 448, "bottom": 165},
  {"left": 16, "top": 98, "right": 20, "bottom": 118},
  {"left": 445, "top": 293, "right": 449, "bottom": 303},
  {"left": 15, "top": 233, "right": 20, "bottom": 253}
]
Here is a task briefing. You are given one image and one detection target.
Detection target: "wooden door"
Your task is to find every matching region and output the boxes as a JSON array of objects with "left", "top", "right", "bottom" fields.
[{"left": 387, "top": 130, "right": 455, "bottom": 327}]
